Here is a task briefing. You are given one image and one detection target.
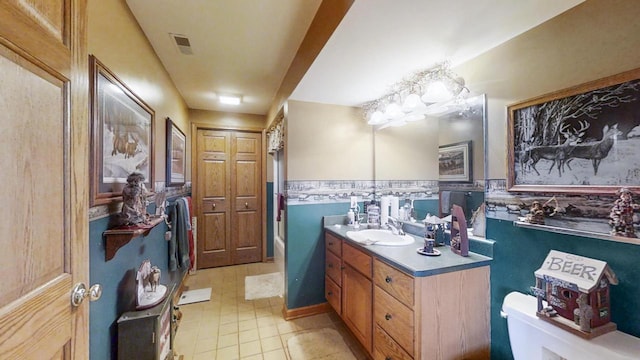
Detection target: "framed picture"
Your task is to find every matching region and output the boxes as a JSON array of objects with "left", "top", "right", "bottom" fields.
[
  {"left": 508, "top": 68, "right": 640, "bottom": 194},
  {"left": 165, "top": 117, "right": 186, "bottom": 187},
  {"left": 90, "top": 55, "right": 154, "bottom": 206},
  {"left": 439, "top": 141, "right": 472, "bottom": 182}
]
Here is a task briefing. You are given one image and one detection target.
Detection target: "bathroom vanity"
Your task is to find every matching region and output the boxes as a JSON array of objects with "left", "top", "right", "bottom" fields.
[{"left": 325, "top": 223, "right": 492, "bottom": 360}]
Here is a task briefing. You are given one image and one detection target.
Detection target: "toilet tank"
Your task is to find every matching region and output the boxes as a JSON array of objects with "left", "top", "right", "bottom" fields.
[{"left": 502, "top": 291, "right": 640, "bottom": 360}]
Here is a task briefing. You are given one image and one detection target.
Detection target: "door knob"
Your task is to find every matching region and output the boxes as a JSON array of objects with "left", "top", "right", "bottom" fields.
[{"left": 71, "top": 283, "right": 102, "bottom": 307}]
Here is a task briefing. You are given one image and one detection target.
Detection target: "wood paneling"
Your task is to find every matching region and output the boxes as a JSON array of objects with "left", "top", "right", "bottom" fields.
[
  {"left": 342, "top": 264, "right": 372, "bottom": 353},
  {"left": 0, "top": 0, "right": 88, "bottom": 357},
  {"left": 418, "top": 266, "right": 491, "bottom": 360}
]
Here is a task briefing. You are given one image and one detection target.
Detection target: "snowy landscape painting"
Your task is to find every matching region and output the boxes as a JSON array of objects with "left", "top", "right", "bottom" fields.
[
  {"left": 90, "top": 55, "right": 154, "bottom": 205},
  {"left": 507, "top": 68, "right": 640, "bottom": 194}
]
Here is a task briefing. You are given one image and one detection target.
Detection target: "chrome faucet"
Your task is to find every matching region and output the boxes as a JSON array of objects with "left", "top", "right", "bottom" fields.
[{"left": 386, "top": 216, "right": 405, "bottom": 235}]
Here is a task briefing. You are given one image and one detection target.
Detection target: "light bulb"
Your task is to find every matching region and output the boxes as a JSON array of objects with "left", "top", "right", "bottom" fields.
[{"left": 421, "top": 81, "right": 453, "bottom": 103}]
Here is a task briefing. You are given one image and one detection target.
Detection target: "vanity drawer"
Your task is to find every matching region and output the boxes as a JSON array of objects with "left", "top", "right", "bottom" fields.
[
  {"left": 325, "top": 232, "right": 342, "bottom": 256},
  {"left": 343, "top": 242, "right": 372, "bottom": 279},
  {"left": 325, "top": 249, "right": 342, "bottom": 286},
  {"left": 325, "top": 277, "right": 342, "bottom": 315},
  {"left": 374, "top": 259, "right": 414, "bottom": 307},
  {"left": 373, "top": 325, "right": 413, "bottom": 360},
  {"left": 374, "top": 286, "right": 414, "bottom": 357}
]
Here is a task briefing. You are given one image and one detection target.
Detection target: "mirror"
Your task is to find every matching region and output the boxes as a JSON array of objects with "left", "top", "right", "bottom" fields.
[{"left": 373, "top": 94, "right": 486, "bottom": 222}]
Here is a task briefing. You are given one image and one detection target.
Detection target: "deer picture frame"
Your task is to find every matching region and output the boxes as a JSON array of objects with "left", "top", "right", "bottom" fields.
[
  {"left": 507, "top": 67, "right": 640, "bottom": 194},
  {"left": 90, "top": 55, "right": 155, "bottom": 206}
]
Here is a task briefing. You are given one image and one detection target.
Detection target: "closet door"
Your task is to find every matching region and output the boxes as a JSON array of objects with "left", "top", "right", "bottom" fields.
[
  {"left": 196, "top": 129, "right": 232, "bottom": 268},
  {"left": 231, "top": 131, "right": 262, "bottom": 264},
  {"left": 195, "top": 128, "right": 263, "bottom": 268}
]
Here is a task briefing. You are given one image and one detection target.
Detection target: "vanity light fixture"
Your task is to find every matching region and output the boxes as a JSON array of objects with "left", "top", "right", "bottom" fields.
[
  {"left": 218, "top": 94, "right": 242, "bottom": 105},
  {"left": 362, "top": 62, "right": 468, "bottom": 127}
]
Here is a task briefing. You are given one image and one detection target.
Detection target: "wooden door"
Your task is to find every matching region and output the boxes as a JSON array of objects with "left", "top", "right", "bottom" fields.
[
  {"left": 342, "top": 265, "right": 373, "bottom": 353},
  {"left": 231, "top": 132, "right": 262, "bottom": 264},
  {"left": 196, "top": 130, "right": 232, "bottom": 268},
  {"left": 0, "top": 1, "right": 90, "bottom": 359},
  {"left": 195, "top": 129, "right": 263, "bottom": 268}
]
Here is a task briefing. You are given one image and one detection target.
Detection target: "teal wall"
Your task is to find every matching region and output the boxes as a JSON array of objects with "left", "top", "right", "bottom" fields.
[
  {"left": 285, "top": 202, "right": 353, "bottom": 309},
  {"left": 411, "top": 198, "right": 439, "bottom": 220},
  {"left": 89, "top": 201, "right": 187, "bottom": 360},
  {"left": 487, "top": 218, "right": 640, "bottom": 359}
]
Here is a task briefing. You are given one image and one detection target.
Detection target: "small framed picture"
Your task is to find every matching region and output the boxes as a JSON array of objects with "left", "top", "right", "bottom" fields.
[
  {"left": 439, "top": 141, "right": 472, "bottom": 182},
  {"left": 165, "top": 117, "right": 186, "bottom": 187}
]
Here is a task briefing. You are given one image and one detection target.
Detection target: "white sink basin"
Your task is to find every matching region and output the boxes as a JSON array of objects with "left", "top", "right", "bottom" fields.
[{"left": 346, "top": 229, "right": 415, "bottom": 246}]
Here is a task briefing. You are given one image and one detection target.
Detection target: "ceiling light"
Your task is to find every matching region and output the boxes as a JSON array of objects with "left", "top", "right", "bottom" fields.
[
  {"left": 219, "top": 94, "right": 242, "bottom": 105},
  {"left": 361, "top": 62, "right": 469, "bottom": 128}
]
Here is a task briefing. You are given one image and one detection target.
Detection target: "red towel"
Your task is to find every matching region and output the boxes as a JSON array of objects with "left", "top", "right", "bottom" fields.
[{"left": 277, "top": 193, "right": 284, "bottom": 222}]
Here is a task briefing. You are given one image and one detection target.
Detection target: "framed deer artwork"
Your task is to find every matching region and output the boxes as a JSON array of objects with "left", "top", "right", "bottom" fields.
[
  {"left": 165, "top": 118, "right": 186, "bottom": 187},
  {"left": 90, "top": 55, "right": 154, "bottom": 206},
  {"left": 508, "top": 67, "right": 640, "bottom": 194}
]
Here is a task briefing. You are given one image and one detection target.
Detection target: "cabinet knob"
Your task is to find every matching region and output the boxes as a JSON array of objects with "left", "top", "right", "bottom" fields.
[
  {"left": 212, "top": 203, "right": 216, "bottom": 209},
  {"left": 328, "top": 242, "right": 334, "bottom": 246},
  {"left": 385, "top": 357, "right": 393, "bottom": 360},
  {"left": 328, "top": 263, "right": 333, "bottom": 268},
  {"left": 385, "top": 313, "right": 392, "bottom": 321},
  {"left": 385, "top": 276, "right": 392, "bottom": 283},
  {"left": 327, "top": 291, "right": 333, "bottom": 296},
  {"left": 245, "top": 202, "right": 249, "bottom": 208}
]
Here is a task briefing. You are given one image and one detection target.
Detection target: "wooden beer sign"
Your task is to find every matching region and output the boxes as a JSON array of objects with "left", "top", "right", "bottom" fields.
[{"left": 531, "top": 250, "right": 618, "bottom": 339}]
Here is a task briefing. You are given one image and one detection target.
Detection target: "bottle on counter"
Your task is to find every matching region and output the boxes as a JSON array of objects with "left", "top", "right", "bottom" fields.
[{"left": 367, "top": 200, "right": 380, "bottom": 229}]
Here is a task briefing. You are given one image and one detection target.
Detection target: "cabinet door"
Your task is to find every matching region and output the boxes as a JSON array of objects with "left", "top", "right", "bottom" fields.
[{"left": 343, "top": 264, "right": 373, "bottom": 353}]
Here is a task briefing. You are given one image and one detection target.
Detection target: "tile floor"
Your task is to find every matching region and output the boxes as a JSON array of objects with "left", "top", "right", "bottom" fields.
[{"left": 172, "top": 262, "right": 369, "bottom": 360}]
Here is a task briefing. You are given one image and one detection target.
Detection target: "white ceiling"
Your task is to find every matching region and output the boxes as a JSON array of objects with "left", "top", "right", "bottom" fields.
[{"left": 127, "top": 0, "right": 584, "bottom": 116}]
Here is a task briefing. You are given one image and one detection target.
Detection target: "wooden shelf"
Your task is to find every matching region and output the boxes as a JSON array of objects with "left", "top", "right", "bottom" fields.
[
  {"left": 513, "top": 221, "right": 640, "bottom": 246},
  {"left": 104, "top": 216, "right": 164, "bottom": 261}
]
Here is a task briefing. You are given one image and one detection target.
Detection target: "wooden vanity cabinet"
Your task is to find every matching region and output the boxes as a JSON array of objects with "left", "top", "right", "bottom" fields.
[
  {"left": 325, "top": 232, "right": 343, "bottom": 315},
  {"left": 373, "top": 258, "right": 490, "bottom": 360},
  {"left": 325, "top": 233, "right": 374, "bottom": 355},
  {"left": 325, "top": 231, "right": 490, "bottom": 360}
]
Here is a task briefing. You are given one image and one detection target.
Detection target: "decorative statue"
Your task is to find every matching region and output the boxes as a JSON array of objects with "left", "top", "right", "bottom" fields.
[
  {"left": 524, "top": 201, "right": 545, "bottom": 225},
  {"left": 575, "top": 293, "right": 593, "bottom": 332},
  {"left": 115, "top": 172, "right": 149, "bottom": 227},
  {"left": 136, "top": 260, "right": 167, "bottom": 309},
  {"left": 609, "top": 187, "right": 639, "bottom": 237}
]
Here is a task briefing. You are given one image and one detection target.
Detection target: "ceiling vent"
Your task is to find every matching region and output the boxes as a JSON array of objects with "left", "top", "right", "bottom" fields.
[{"left": 170, "top": 33, "right": 193, "bottom": 55}]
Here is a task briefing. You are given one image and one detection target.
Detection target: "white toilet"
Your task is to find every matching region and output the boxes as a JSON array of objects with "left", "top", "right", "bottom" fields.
[{"left": 502, "top": 291, "right": 640, "bottom": 359}]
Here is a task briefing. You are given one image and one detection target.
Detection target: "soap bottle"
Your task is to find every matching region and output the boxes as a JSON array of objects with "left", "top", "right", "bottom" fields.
[
  {"left": 367, "top": 200, "right": 380, "bottom": 229},
  {"left": 347, "top": 209, "right": 355, "bottom": 226}
]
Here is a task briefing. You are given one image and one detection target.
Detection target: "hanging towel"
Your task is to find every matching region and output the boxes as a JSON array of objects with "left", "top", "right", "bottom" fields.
[
  {"left": 276, "top": 193, "right": 285, "bottom": 222},
  {"left": 449, "top": 191, "right": 467, "bottom": 216},
  {"left": 185, "top": 196, "right": 195, "bottom": 270},
  {"left": 169, "top": 197, "right": 191, "bottom": 271}
]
